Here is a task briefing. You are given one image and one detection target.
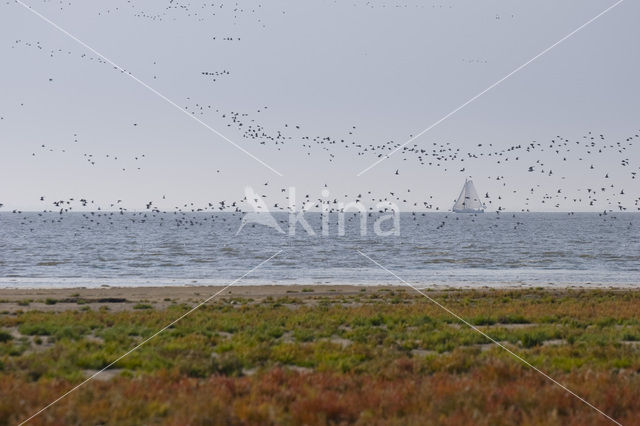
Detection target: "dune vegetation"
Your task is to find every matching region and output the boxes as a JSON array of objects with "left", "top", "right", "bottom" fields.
[{"left": 1, "top": 288, "right": 640, "bottom": 425}]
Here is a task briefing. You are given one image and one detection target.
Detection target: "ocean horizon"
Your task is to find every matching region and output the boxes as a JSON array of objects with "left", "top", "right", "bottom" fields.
[{"left": 2, "top": 211, "right": 638, "bottom": 289}]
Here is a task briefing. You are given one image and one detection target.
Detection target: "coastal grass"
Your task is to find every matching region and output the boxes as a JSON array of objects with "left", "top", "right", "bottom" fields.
[{"left": 1, "top": 288, "right": 640, "bottom": 424}]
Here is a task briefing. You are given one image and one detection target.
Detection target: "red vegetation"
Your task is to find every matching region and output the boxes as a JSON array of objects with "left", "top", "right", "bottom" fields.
[{"left": 2, "top": 360, "right": 637, "bottom": 425}]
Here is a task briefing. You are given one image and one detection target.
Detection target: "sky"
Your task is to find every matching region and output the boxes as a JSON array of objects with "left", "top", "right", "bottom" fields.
[{"left": 0, "top": 0, "right": 638, "bottom": 212}]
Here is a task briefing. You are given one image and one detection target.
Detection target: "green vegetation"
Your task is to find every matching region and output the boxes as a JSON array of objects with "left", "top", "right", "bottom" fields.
[
  {"left": 133, "top": 303, "right": 154, "bottom": 310},
  {"left": 1, "top": 288, "right": 640, "bottom": 424},
  {"left": 0, "top": 330, "right": 12, "bottom": 343}
]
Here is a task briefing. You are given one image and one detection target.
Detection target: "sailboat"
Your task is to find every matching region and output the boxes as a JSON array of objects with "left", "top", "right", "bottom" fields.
[{"left": 452, "top": 179, "right": 485, "bottom": 213}]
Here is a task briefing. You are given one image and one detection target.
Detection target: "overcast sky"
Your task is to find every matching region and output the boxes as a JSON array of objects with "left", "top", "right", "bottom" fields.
[{"left": 0, "top": 0, "right": 638, "bottom": 212}]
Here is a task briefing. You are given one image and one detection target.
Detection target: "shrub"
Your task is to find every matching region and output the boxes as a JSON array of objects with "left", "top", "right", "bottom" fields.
[
  {"left": 521, "top": 332, "right": 546, "bottom": 348},
  {"left": 133, "top": 303, "right": 153, "bottom": 310},
  {"left": 622, "top": 331, "right": 640, "bottom": 341},
  {"left": 55, "top": 325, "right": 88, "bottom": 340},
  {"left": 19, "top": 323, "right": 56, "bottom": 336},
  {"left": 0, "top": 330, "right": 12, "bottom": 343},
  {"left": 470, "top": 316, "right": 496, "bottom": 326}
]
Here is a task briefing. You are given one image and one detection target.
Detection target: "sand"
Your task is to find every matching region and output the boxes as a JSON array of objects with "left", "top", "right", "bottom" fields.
[
  {"left": 1, "top": 284, "right": 634, "bottom": 313},
  {"left": 0, "top": 285, "right": 390, "bottom": 313}
]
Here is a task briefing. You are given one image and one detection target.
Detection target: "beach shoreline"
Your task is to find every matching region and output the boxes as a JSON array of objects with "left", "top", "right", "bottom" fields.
[{"left": 1, "top": 283, "right": 638, "bottom": 313}]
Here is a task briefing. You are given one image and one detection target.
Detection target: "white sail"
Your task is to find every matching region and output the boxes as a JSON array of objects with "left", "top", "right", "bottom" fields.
[
  {"left": 453, "top": 184, "right": 467, "bottom": 211},
  {"left": 464, "top": 180, "right": 483, "bottom": 209},
  {"left": 453, "top": 179, "right": 484, "bottom": 213}
]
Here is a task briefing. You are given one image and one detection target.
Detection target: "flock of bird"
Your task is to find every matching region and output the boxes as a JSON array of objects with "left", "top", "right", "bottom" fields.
[
  {"left": 32, "top": 142, "right": 147, "bottom": 172},
  {"left": 201, "top": 70, "right": 231, "bottom": 83},
  {"left": 180, "top": 95, "right": 639, "bottom": 212},
  {"left": 4, "top": 197, "right": 635, "bottom": 236},
  {"left": 2, "top": 0, "right": 639, "bottom": 225}
]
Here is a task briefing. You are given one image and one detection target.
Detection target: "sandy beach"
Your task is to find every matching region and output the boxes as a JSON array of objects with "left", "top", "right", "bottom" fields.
[
  {"left": 1, "top": 284, "right": 636, "bottom": 313},
  {"left": 0, "top": 284, "right": 389, "bottom": 313}
]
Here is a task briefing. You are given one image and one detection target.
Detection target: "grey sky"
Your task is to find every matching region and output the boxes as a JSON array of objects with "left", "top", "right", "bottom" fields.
[{"left": 0, "top": 0, "right": 638, "bottom": 212}]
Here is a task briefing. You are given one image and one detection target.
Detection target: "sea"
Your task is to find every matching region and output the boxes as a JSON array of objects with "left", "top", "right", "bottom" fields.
[{"left": 0, "top": 212, "right": 639, "bottom": 289}]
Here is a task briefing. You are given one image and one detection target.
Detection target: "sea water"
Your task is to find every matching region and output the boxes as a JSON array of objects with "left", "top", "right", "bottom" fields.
[{"left": 0, "top": 212, "right": 638, "bottom": 288}]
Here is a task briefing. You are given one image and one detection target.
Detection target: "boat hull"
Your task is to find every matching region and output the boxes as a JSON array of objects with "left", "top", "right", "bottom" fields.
[{"left": 453, "top": 208, "right": 484, "bottom": 213}]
